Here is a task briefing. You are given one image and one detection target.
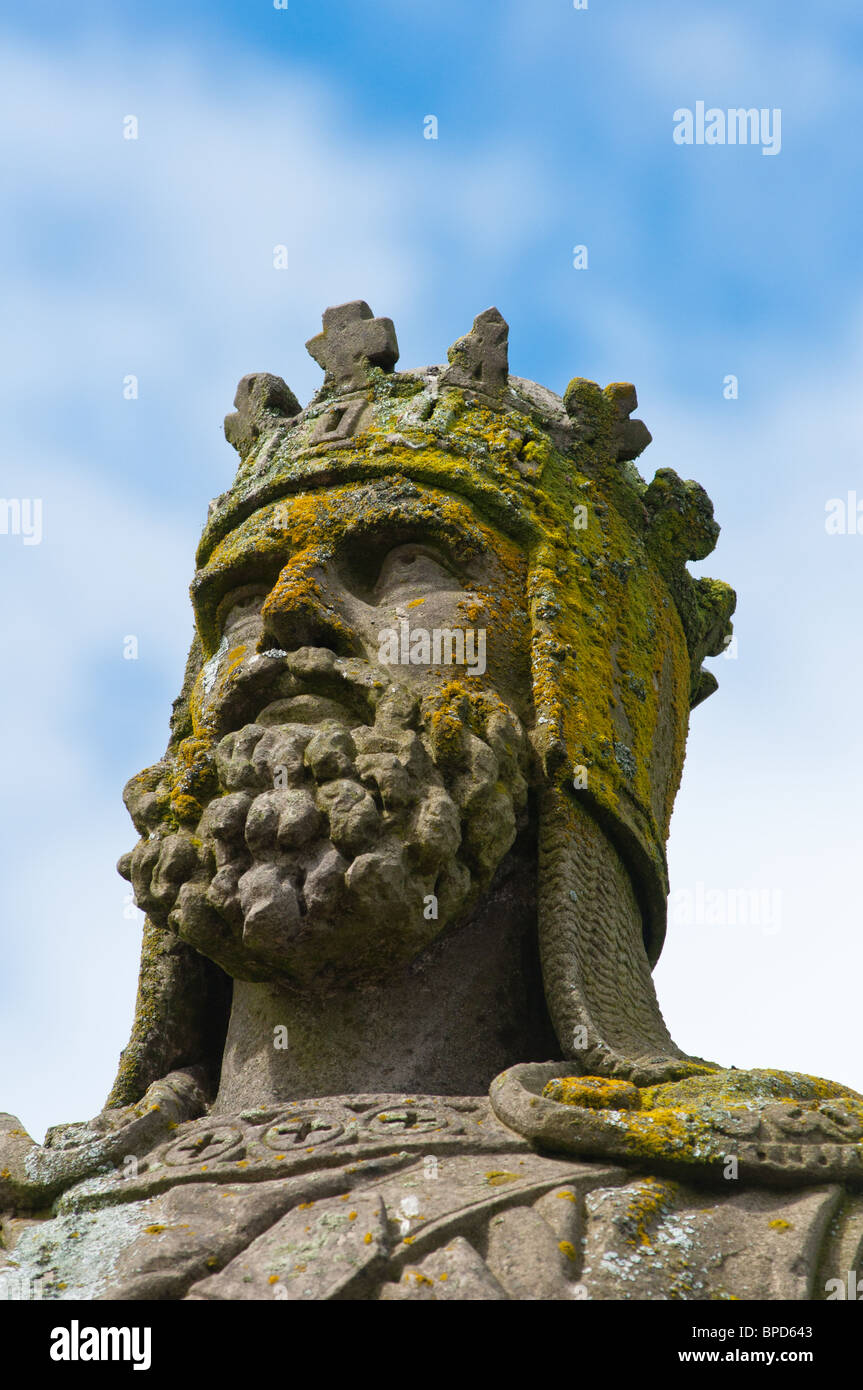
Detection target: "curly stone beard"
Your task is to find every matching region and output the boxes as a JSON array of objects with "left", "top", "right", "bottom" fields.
[{"left": 122, "top": 647, "right": 530, "bottom": 992}]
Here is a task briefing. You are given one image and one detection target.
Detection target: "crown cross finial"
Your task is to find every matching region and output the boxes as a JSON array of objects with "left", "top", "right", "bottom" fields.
[
  {"left": 223, "top": 372, "right": 301, "bottom": 458},
  {"left": 305, "top": 300, "right": 399, "bottom": 391},
  {"left": 605, "top": 383, "right": 652, "bottom": 462},
  {"left": 441, "top": 306, "right": 509, "bottom": 396}
]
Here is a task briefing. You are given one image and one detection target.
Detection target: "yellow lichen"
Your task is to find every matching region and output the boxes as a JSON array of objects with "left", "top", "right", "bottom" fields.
[
  {"left": 621, "top": 1178, "right": 678, "bottom": 1248},
  {"left": 543, "top": 1075, "right": 640, "bottom": 1110}
]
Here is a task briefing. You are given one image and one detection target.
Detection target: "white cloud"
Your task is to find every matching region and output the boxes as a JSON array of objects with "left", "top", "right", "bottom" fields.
[
  {"left": 653, "top": 326, "right": 863, "bottom": 1092},
  {"left": 0, "top": 35, "right": 558, "bottom": 1138},
  {"left": 2, "top": 21, "right": 863, "bottom": 1145}
]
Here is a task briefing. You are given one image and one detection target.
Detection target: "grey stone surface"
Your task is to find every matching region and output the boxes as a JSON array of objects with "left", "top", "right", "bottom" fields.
[
  {"left": 188, "top": 1191, "right": 389, "bottom": 1300},
  {"left": 605, "top": 381, "right": 653, "bottom": 462},
  {"left": 305, "top": 300, "right": 399, "bottom": 390},
  {"left": 490, "top": 1061, "right": 863, "bottom": 1186},
  {"left": 4, "top": 1093, "right": 855, "bottom": 1300},
  {"left": 580, "top": 1179, "right": 841, "bottom": 1302},
  {"left": 379, "top": 1237, "right": 509, "bottom": 1300},
  {"left": 3, "top": 301, "right": 859, "bottom": 1302},
  {"left": 441, "top": 306, "right": 509, "bottom": 396},
  {"left": 484, "top": 1204, "right": 574, "bottom": 1300},
  {"left": 224, "top": 372, "right": 301, "bottom": 459}
]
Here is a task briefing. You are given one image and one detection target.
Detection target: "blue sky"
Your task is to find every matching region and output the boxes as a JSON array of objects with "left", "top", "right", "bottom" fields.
[{"left": 2, "top": 1, "right": 863, "bottom": 1139}]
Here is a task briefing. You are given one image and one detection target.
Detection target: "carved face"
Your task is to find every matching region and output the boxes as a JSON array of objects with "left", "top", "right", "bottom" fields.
[{"left": 122, "top": 481, "right": 533, "bottom": 990}]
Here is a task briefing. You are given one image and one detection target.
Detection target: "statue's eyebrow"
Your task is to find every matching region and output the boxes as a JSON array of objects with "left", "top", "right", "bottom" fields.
[
  {"left": 330, "top": 509, "right": 485, "bottom": 572},
  {"left": 191, "top": 538, "right": 292, "bottom": 648},
  {"left": 191, "top": 495, "right": 489, "bottom": 644}
]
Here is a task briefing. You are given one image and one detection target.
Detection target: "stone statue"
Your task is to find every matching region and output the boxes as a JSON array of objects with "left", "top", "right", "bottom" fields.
[{"left": 3, "top": 303, "right": 862, "bottom": 1302}]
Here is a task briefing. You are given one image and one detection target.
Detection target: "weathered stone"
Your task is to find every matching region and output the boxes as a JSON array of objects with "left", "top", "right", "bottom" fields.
[
  {"left": 580, "top": 1178, "right": 841, "bottom": 1301},
  {"left": 441, "top": 306, "right": 509, "bottom": 396},
  {"left": 1, "top": 1072, "right": 206, "bottom": 1215},
  {"left": 188, "top": 1192, "right": 389, "bottom": 1300},
  {"left": 605, "top": 381, "right": 652, "bottom": 461},
  {"left": 315, "top": 778, "right": 381, "bottom": 855},
  {"left": 224, "top": 373, "right": 301, "bottom": 460},
  {"left": 0, "top": 1115, "right": 40, "bottom": 1210},
  {"left": 306, "top": 300, "right": 399, "bottom": 390},
  {"left": 102, "top": 1181, "right": 303, "bottom": 1301},
  {"left": 484, "top": 1204, "right": 573, "bottom": 1300},
  {"left": 379, "top": 1237, "right": 508, "bottom": 1300},
  {"left": 542, "top": 1075, "right": 640, "bottom": 1109},
  {"left": 304, "top": 727, "right": 356, "bottom": 782},
  {"left": 7, "top": 301, "right": 859, "bottom": 1303},
  {"left": 814, "top": 1192, "right": 863, "bottom": 1298},
  {"left": 237, "top": 863, "right": 300, "bottom": 953},
  {"left": 491, "top": 1062, "right": 863, "bottom": 1186}
]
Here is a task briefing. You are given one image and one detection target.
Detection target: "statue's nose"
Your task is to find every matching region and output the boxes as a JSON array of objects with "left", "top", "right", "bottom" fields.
[{"left": 260, "top": 559, "right": 360, "bottom": 659}]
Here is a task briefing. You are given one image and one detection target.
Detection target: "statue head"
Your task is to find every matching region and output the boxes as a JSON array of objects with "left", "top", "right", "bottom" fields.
[{"left": 113, "top": 302, "right": 734, "bottom": 1105}]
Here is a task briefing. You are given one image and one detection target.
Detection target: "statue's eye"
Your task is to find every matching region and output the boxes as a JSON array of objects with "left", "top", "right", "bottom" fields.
[
  {"left": 217, "top": 588, "right": 267, "bottom": 637},
  {"left": 373, "top": 545, "right": 460, "bottom": 603}
]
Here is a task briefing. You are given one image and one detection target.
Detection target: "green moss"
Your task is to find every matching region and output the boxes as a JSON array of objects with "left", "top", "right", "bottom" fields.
[
  {"left": 554, "top": 1068, "right": 863, "bottom": 1176},
  {"left": 115, "top": 358, "right": 736, "bottom": 1095},
  {"left": 176, "top": 375, "right": 728, "bottom": 961},
  {"left": 639, "top": 1068, "right": 863, "bottom": 1112}
]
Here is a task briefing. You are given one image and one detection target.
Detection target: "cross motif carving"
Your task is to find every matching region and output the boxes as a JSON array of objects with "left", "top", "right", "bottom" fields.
[
  {"left": 164, "top": 1125, "right": 245, "bottom": 1166},
  {"left": 223, "top": 372, "right": 301, "bottom": 459},
  {"left": 263, "top": 1113, "right": 344, "bottom": 1149},
  {"left": 441, "top": 306, "right": 509, "bottom": 396},
  {"left": 306, "top": 300, "right": 399, "bottom": 390}
]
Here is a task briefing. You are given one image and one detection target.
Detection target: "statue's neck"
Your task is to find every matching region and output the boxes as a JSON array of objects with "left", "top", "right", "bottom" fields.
[{"left": 212, "top": 837, "right": 558, "bottom": 1111}]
